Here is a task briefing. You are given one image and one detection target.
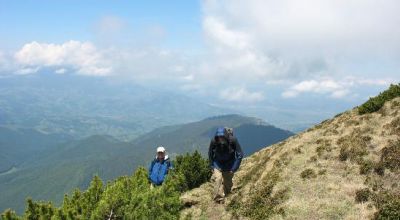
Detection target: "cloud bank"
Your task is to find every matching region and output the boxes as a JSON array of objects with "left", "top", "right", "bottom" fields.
[{"left": 1, "top": 0, "right": 399, "bottom": 103}]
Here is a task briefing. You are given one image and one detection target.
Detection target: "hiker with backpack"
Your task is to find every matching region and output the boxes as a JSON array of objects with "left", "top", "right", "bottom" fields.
[
  {"left": 208, "top": 127, "right": 243, "bottom": 203},
  {"left": 148, "top": 146, "right": 172, "bottom": 186}
]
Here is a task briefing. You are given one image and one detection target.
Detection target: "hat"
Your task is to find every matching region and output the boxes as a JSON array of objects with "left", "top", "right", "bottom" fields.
[
  {"left": 215, "top": 127, "right": 225, "bottom": 137},
  {"left": 156, "top": 146, "right": 166, "bottom": 153}
]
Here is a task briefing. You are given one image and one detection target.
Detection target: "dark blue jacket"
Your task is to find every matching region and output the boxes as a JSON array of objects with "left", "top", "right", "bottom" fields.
[
  {"left": 208, "top": 136, "right": 243, "bottom": 172},
  {"left": 148, "top": 157, "right": 172, "bottom": 185}
]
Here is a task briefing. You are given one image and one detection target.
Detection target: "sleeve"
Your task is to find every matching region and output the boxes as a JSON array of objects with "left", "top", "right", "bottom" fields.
[
  {"left": 148, "top": 160, "right": 154, "bottom": 179},
  {"left": 231, "top": 138, "right": 244, "bottom": 172},
  {"left": 208, "top": 139, "right": 215, "bottom": 168}
]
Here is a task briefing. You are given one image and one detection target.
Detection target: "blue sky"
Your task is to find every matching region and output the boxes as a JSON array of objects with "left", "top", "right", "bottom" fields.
[
  {"left": 0, "top": 0, "right": 399, "bottom": 129},
  {"left": 0, "top": 0, "right": 203, "bottom": 50}
]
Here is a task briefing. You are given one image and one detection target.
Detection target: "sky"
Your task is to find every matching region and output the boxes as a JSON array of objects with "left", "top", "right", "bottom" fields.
[{"left": 1, "top": 0, "right": 399, "bottom": 129}]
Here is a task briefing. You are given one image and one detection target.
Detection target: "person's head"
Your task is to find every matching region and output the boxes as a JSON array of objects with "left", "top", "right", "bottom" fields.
[
  {"left": 215, "top": 127, "right": 227, "bottom": 143},
  {"left": 156, "top": 146, "right": 166, "bottom": 161}
]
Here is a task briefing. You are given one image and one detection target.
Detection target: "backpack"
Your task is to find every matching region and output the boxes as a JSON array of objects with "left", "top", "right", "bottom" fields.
[{"left": 225, "top": 127, "right": 234, "bottom": 138}]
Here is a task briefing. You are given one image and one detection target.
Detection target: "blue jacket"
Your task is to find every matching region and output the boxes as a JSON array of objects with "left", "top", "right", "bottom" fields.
[
  {"left": 208, "top": 136, "right": 243, "bottom": 172},
  {"left": 148, "top": 156, "right": 172, "bottom": 185}
]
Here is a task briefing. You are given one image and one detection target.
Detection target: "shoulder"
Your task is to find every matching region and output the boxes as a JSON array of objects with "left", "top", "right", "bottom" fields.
[
  {"left": 210, "top": 138, "right": 217, "bottom": 145},
  {"left": 229, "top": 136, "right": 238, "bottom": 143}
]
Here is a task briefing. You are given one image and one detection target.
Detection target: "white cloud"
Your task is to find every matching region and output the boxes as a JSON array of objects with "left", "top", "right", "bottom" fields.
[
  {"left": 203, "top": 16, "right": 250, "bottom": 51},
  {"left": 201, "top": 0, "right": 400, "bottom": 82},
  {"left": 15, "top": 67, "right": 40, "bottom": 75},
  {"left": 55, "top": 68, "right": 67, "bottom": 74},
  {"left": 14, "top": 41, "right": 112, "bottom": 76},
  {"left": 282, "top": 79, "right": 350, "bottom": 98},
  {"left": 282, "top": 77, "right": 397, "bottom": 99},
  {"left": 220, "top": 87, "right": 264, "bottom": 103}
]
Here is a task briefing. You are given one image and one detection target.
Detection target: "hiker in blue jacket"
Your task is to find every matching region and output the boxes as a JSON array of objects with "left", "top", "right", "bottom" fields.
[
  {"left": 208, "top": 127, "right": 243, "bottom": 203},
  {"left": 148, "top": 146, "right": 172, "bottom": 186}
]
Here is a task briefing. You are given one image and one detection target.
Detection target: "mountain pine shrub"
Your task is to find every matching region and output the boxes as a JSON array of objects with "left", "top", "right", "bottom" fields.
[
  {"left": 358, "top": 84, "right": 400, "bottom": 115},
  {"left": 173, "top": 150, "right": 212, "bottom": 190},
  {"left": 1, "top": 151, "right": 213, "bottom": 219},
  {"left": 0, "top": 209, "right": 19, "bottom": 220}
]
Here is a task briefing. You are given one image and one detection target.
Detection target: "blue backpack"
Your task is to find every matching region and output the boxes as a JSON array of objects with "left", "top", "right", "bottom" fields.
[{"left": 149, "top": 159, "right": 172, "bottom": 185}]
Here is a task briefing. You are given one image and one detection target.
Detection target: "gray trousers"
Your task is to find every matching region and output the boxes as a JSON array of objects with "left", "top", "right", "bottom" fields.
[{"left": 212, "top": 168, "right": 234, "bottom": 201}]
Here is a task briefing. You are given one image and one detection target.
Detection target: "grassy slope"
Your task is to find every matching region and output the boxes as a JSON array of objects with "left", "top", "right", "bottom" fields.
[{"left": 181, "top": 98, "right": 400, "bottom": 219}]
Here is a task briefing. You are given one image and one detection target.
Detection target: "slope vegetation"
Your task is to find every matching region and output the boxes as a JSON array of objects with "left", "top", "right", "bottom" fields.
[{"left": 181, "top": 93, "right": 400, "bottom": 219}]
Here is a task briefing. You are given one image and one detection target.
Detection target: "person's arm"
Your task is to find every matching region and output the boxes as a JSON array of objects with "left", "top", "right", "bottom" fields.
[
  {"left": 208, "top": 139, "right": 215, "bottom": 168},
  {"left": 231, "top": 138, "right": 244, "bottom": 172},
  {"left": 148, "top": 160, "right": 154, "bottom": 179}
]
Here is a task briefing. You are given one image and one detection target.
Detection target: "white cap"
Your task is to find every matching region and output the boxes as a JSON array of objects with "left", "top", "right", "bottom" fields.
[{"left": 156, "top": 146, "right": 166, "bottom": 153}]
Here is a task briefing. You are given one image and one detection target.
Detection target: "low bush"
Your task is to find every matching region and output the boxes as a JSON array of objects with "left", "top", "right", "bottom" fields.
[
  {"left": 174, "top": 150, "right": 212, "bottom": 190},
  {"left": 300, "top": 168, "right": 317, "bottom": 179},
  {"left": 318, "top": 169, "right": 327, "bottom": 175},
  {"left": 1, "top": 151, "right": 212, "bottom": 219},
  {"left": 316, "top": 144, "right": 332, "bottom": 157},
  {"left": 380, "top": 140, "right": 400, "bottom": 172},
  {"left": 0, "top": 209, "right": 19, "bottom": 220},
  {"left": 241, "top": 170, "right": 289, "bottom": 220},
  {"left": 374, "top": 163, "right": 385, "bottom": 176},
  {"left": 359, "top": 159, "right": 374, "bottom": 175},
  {"left": 373, "top": 191, "right": 400, "bottom": 220},
  {"left": 355, "top": 188, "right": 371, "bottom": 203},
  {"left": 358, "top": 84, "right": 400, "bottom": 115},
  {"left": 338, "top": 134, "right": 369, "bottom": 163}
]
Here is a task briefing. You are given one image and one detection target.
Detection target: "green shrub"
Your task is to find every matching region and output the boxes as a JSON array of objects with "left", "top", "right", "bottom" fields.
[
  {"left": 91, "top": 167, "right": 183, "bottom": 220},
  {"left": 0, "top": 209, "right": 19, "bottom": 220},
  {"left": 24, "top": 198, "right": 56, "bottom": 220},
  {"left": 4, "top": 158, "right": 194, "bottom": 219},
  {"left": 359, "top": 159, "right": 374, "bottom": 175},
  {"left": 173, "top": 150, "right": 212, "bottom": 190},
  {"left": 241, "top": 170, "right": 289, "bottom": 220},
  {"left": 318, "top": 169, "right": 327, "bottom": 175},
  {"left": 355, "top": 188, "right": 371, "bottom": 203},
  {"left": 380, "top": 140, "right": 400, "bottom": 171},
  {"left": 338, "top": 135, "right": 369, "bottom": 163},
  {"left": 316, "top": 144, "right": 332, "bottom": 157},
  {"left": 373, "top": 191, "right": 400, "bottom": 220},
  {"left": 358, "top": 84, "right": 400, "bottom": 115},
  {"left": 300, "top": 168, "right": 317, "bottom": 179},
  {"left": 374, "top": 162, "right": 385, "bottom": 176},
  {"left": 388, "top": 117, "right": 400, "bottom": 135},
  {"left": 375, "top": 200, "right": 400, "bottom": 220},
  {"left": 339, "top": 146, "right": 349, "bottom": 161}
]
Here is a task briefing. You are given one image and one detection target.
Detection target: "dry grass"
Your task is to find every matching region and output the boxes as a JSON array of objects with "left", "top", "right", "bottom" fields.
[{"left": 180, "top": 98, "right": 400, "bottom": 219}]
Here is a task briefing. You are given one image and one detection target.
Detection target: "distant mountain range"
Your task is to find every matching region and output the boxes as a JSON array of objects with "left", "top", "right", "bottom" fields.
[
  {"left": 0, "top": 73, "right": 229, "bottom": 141},
  {"left": 0, "top": 114, "right": 293, "bottom": 213}
]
